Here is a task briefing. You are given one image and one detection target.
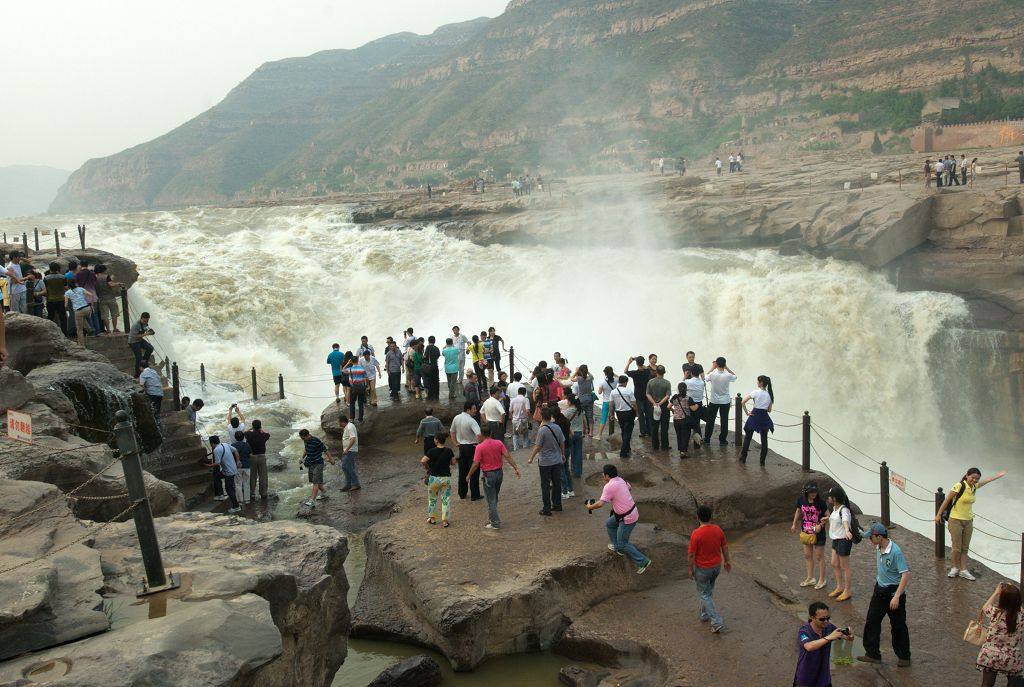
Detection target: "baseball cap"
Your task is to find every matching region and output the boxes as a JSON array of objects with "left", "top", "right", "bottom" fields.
[{"left": 869, "top": 522, "right": 888, "bottom": 538}]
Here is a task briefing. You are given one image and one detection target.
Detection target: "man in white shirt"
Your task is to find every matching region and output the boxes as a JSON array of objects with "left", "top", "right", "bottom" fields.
[
  {"left": 139, "top": 361, "right": 164, "bottom": 429},
  {"left": 933, "top": 159, "right": 945, "bottom": 188},
  {"left": 715, "top": 157, "right": 722, "bottom": 176},
  {"left": 684, "top": 368, "right": 706, "bottom": 446},
  {"left": 480, "top": 385, "right": 506, "bottom": 445},
  {"left": 451, "top": 401, "right": 483, "bottom": 500},
  {"left": 452, "top": 326, "right": 469, "bottom": 384},
  {"left": 704, "top": 356, "right": 737, "bottom": 446},
  {"left": 339, "top": 415, "right": 361, "bottom": 492},
  {"left": 4, "top": 252, "right": 27, "bottom": 314},
  {"left": 509, "top": 386, "right": 531, "bottom": 450},
  {"left": 362, "top": 351, "right": 382, "bottom": 406},
  {"left": 611, "top": 375, "right": 638, "bottom": 458}
]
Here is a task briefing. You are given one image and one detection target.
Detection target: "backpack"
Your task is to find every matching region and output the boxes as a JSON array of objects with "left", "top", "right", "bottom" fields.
[
  {"left": 848, "top": 508, "right": 863, "bottom": 544},
  {"left": 941, "top": 480, "right": 968, "bottom": 522}
]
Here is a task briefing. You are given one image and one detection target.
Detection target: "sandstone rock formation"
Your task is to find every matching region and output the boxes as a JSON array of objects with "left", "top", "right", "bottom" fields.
[
  {"left": 366, "top": 655, "right": 442, "bottom": 687},
  {"left": 0, "top": 490, "right": 351, "bottom": 687}
]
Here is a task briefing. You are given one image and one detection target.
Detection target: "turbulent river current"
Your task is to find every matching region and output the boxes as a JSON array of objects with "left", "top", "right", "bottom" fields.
[{"left": 5, "top": 202, "right": 1021, "bottom": 679}]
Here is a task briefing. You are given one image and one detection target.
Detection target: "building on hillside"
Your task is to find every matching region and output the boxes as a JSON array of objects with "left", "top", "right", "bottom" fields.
[{"left": 921, "top": 97, "right": 961, "bottom": 124}]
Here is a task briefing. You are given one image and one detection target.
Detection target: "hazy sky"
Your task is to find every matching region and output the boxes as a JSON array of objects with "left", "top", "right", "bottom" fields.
[{"left": 0, "top": 0, "right": 508, "bottom": 171}]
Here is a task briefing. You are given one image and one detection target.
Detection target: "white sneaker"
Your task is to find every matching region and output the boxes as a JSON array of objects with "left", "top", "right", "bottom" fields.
[
  {"left": 227, "top": 507, "right": 241, "bottom": 513},
  {"left": 566, "top": 491, "right": 576, "bottom": 498},
  {"left": 315, "top": 493, "right": 328, "bottom": 501},
  {"left": 947, "top": 567, "right": 960, "bottom": 578},
  {"left": 303, "top": 500, "right": 315, "bottom": 508},
  {"left": 607, "top": 544, "right": 624, "bottom": 556},
  {"left": 485, "top": 523, "right": 500, "bottom": 530},
  {"left": 959, "top": 569, "right": 977, "bottom": 581},
  {"left": 213, "top": 495, "right": 229, "bottom": 501}
]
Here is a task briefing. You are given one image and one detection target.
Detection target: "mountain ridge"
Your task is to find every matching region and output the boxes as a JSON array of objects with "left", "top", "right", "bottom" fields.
[{"left": 51, "top": 0, "right": 1024, "bottom": 213}]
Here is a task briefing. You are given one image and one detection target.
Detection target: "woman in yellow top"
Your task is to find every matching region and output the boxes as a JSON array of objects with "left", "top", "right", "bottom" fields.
[{"left": 934, "top": 467, "right": 1007, "bottom": 581}]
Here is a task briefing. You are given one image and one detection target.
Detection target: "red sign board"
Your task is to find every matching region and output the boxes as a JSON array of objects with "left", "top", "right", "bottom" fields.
[{"left": 889, "top": 471, "right": 907, "bottom": 492}]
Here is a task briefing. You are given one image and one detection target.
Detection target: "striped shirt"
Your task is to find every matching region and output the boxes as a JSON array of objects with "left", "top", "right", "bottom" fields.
[{"left": 348, "top": 364, "right": 368, "bottom": 385}]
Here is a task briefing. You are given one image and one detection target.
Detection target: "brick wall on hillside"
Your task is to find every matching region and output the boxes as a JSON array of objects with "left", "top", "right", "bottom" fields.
[{"left": 912, "top": 120, "right": 1024, "bottom": 152}]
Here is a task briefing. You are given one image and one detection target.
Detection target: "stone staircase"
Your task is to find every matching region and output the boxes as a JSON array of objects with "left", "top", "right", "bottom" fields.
[{"left": 84, "top": 333, "right": 210, "bottom": 495}]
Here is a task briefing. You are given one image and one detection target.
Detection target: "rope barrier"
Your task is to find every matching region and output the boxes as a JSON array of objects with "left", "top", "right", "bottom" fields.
[
  {"left": 810, "top": 427, "right": 877, "bottom": 475},
  {"left": 889, "top": 495, "right": 935, "bottom": 524},
  {"left": 0, "top": 501, "right": 138, "bottom": 576},
  {"left": 971, "top": 551, "right": 1023, "bottom": 567},
  {"left": 809, "top": 444, "right": 880, "bottom": 496},
  {"left": 973, "top": 525, "right": 1024, "bottom": 543}
]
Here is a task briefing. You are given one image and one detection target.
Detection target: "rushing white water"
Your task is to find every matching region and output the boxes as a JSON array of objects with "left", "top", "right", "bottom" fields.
[{"left": 5, "top": 204, "right": 1020, "bottom": 575}]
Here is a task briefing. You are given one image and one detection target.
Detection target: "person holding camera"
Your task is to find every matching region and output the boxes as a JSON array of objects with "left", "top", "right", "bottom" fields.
[
  {"left": 128, "top": 312, "right": 156, "bottom": 376},
  {"left": 857, "top": 522, "right": 912, "bottom": 667},
  {"left": 794, "top": 601, "right": 853, "bottom": 687}
]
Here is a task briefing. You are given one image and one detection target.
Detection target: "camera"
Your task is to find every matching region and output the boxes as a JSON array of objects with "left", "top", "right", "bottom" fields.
[
  {"left": 146, "top": 328, "right": 155, "bottom": 335},
  {"left": 841, "top": 627, "right": 851, "bottom": 636}
]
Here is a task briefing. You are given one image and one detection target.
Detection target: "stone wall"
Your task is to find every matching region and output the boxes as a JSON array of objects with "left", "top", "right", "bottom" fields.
[{"left": 912, "top": 119, "right": 1024, "bottom": 153}]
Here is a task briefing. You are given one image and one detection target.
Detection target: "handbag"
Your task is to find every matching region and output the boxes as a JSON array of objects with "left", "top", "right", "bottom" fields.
[
  {"left": 964, "top": 611, "right": 987, "bottom": 647},
  {"left": 799, "top": 532, "right": 817, "bottom": 545}
]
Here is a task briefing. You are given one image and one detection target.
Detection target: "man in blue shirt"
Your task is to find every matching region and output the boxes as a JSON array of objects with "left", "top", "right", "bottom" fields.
[
  {"left": 442, "top": 338, "right": 461, "bottom": 400},
  {"left": 327, "top": 343, "right": 345, "bottom": 402},
  {"left": 793, "top": 601, "right": 852, "bottom": 687},
  {"left": 857, "top": 522, "right": 911, "bottom": 667}
]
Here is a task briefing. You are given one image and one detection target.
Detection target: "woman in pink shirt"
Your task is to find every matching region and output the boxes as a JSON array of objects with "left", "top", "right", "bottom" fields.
[{"left": 586, "top": 464, "right": 652, "bottom": 574}]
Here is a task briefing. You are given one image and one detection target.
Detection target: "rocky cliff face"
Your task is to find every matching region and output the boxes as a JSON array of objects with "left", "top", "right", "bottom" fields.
[{"left": 51, "top": 1, "right": 1024, "bottom": 212}]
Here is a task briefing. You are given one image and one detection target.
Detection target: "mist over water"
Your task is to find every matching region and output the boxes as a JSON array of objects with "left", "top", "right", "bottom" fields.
[{"left": 7, "top": 203, "right": 1019, "bottom": 574}]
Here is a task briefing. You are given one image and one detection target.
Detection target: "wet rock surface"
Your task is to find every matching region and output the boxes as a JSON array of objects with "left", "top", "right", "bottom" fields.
[{"left": 366, "top": 654, "right": 442, "bottom": 687}]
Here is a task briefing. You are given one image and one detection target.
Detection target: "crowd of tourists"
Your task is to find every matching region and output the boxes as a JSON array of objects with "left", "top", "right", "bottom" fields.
[
  {"left": 2, "top": 251, "right": 126, "bottom": 344},
  {"left": 926, "top": 151, "right": 1024, "bottom": 189}
]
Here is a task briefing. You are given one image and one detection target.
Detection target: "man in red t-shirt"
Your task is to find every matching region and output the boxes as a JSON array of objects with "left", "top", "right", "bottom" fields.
[
  {"left": 687, "top": 505, "right": 732, "bottom": 633},
  {"left": 465, "top": 425, "right": 520, "bottom": 529}
]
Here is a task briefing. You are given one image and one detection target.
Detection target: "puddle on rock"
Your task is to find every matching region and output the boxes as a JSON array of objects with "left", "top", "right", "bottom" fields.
[{"left": 24, "top": 658, "right": 71, "bottom": 682}]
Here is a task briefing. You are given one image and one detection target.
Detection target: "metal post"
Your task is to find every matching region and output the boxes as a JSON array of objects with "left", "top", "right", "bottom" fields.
[
  {"left": 1020, "top": 533, "right": 1023, "bottom": 586},
  {"left": 734, "top": 393, "right": 742, "bottom": 446},
  {"left": 120, "top": 288, "right": 130, "bottom": 334},
  {"left": 171, "top": 362, "right": 180, "bottom": 410},
  {"left": 200, "top": 363, "right": 206, "bottom": 388},
  {"left": 801, "top": 411, "right": 811, "bottom": 471},
  {"left": 54, "top": 229, "right": 60, "bottom": 256},
  {"left": 251, "top": 367, "right": 258, "bottom": 402},
  {"left": 898, "top": 170, "right": 902, "bottom": 190},
  {"left": 34, "top": 228, "right": 39, "bottom": 252},
  {"left": 79, "top": 224, "right": 86, "bottom": 249},
  {"left": 880, "top": 461, "right": 891, "bottom": 528},
  {"left": 278, "top": 373, "right": 285, "bottom": 400},
  {"left": 22, "top": 232, "right": 28, "bottom": 253},
  {"left": 935, "top": 488, "right": 945, "bottom": 559},
  {"left": 112, "top": 410, "right": 177, "bottom": 594},
  {"left": 509, "top": 346, "right": 515, "bottom": 381}
]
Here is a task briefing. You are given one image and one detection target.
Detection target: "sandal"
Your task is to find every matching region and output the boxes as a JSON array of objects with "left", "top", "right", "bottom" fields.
[
  {"left": 836, "top": 591, "right": 852, "bottom": 602},
  {"left": 799, "top": 578, "right": 816, "bottom": 588},
  {"left": 427, "top": 517, "right": 436, "bottom": 525},
  {"left": 828, "top": 588, "right": 842, "bottom": 598},
  {"left": 442, "top": 520, "right": 450, "bottom": 528},
  {"left": 814, "top": 579, "right": 827, "bottom": 590}
]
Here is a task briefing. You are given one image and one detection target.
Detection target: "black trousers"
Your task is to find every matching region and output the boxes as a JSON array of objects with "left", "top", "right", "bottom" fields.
[
  {"left": 146, "top": 394, "right": 163, "bottom": 427},
  {"left": 46, "top": 301, "right": 68, "bottom": 334},
  {"left": 538, "top": 463, "right": 562, "bottom": 513},
  {"left": 636, "top": 397, "right": 652, "bottom": 436},
  {"left": 423, "top": 365, "right": 440, "bottom": 400},
  {"left": 457, "top": 444, "right": 480, "bottom": 499},
  {"left": 387, "top": 371, "right": 401, "bottom": 397},
  {"left": 935, "top": 172, "right": 943, "bottom": 187},
  {"left": 650, "top": 406, "right": 670, "bottom": 449},
  {"left": 422, "top": 436, "right": 435, "bottom": 456},
  {"left": 704, "top": 403, "right": 731, "bottom": 443},
  {"left": 349, "top": 385, "right": 366, "bottom": 421},
  {"left": 129, "top": 339, "right": 154, "bottom": 376},
  {"left": 673, "top": 418, "right": 693, "bottom": 453},
  {"left": 961, "top": 168, "right": 968, "bottom": 185},
  {"left": 862, "top": 584, "right": 910, "bottom": 661},
  {"left": 741, "top": 428, "right": 768, "bottom": 464},
  {"left": 616, "top": 409, "right": 635, "bottom": 457}
]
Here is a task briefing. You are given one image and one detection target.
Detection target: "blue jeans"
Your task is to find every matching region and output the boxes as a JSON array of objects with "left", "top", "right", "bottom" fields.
[
  {"left": 341, "top": 451, "right": 360, "bottom": 488},
  {"left": 694, "top": 565, "right": 723, "bottom": 627},
  {"left": 605, "top": 516, "right": 649, "bottom": 567},
  {"left": 483, "top": 469, "right": 503, "bottom": 527},
  {"left": 570, "top": 430, "right": 583, "bottom": 477}
]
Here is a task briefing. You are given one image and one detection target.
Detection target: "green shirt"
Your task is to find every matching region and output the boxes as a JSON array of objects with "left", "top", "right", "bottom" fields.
[{"left": 647, "top": 377, "right": 672, "bottom": 404}]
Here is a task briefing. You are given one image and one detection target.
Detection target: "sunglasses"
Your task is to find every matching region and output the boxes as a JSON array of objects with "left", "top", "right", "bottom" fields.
[{"left": 816, "top": 616, "right": 831, "bottom": 621}]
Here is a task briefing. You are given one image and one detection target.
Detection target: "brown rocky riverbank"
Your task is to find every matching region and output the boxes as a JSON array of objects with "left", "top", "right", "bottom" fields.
[{"left": 308, "top": 394, "right": 1010, "bottom": 685}]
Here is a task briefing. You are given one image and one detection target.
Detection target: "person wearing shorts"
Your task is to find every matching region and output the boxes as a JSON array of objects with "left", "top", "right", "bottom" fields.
[
  {"left": 827, "top": 486, "right": 854, "bottom": 602},
  {"left": 299, "top": 429, "right": 333, "bottom": 508}
]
